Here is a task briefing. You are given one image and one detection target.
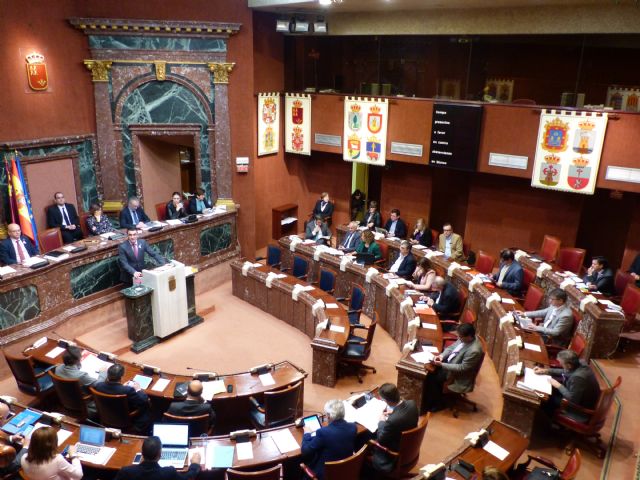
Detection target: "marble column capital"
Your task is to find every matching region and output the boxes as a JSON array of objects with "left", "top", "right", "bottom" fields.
[
  {"left": 84, "top": 60, "right": 112, "bottom": 82},
  {"left": 208, "top": 62, "right": 235, "bottom": 84}
]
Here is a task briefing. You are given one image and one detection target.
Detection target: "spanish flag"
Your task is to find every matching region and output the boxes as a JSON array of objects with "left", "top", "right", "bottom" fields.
[{"left": 5, "top": 154, "right": 39, "bottom": 249}]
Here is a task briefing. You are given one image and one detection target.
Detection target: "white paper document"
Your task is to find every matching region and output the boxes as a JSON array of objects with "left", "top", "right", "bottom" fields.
[
  {"left": 410, "top": 351, "right": 435, "bottom": 364},
  {"left": 325, "top": 303, "right": 339, "bottom": 309},
  {"left": 236, "top": 442, "right": 254, "bottom": 460},
  {"left": 0, "top": 266, "right": 16, "bottom": 275},
  {"left": 343, "top": 400, "right": 358, "bottom": 423},
  {"left": 517, "top": 367, "right": 552, "bottom": 395},
  {"left": 329, "top": 325, "right": 345, "bottom": 333},
  {"left": 45, "top": 346, "right": 65, "bottom": 358},
  {"left": 483, "top": 440, "right": 510, "bottom": 461},
  {"left": 23, "top": 256, "right": 46, "bottom": 267},
  {"left": 188, "top": 447, "right": 207, "bottom": 467},
  {"left": 421, "top": 322, "right": 437, "bottom": 330},
  {"left": 270, "top": 429, "right": 299, "bottom": 454},
  {"left": 80, "top": 353, "right": 113, "bottom": 379},
  {"left": 151, "top": 378, "right": 171, "bottom": 392},
  {"left": 62, "top": 245, "right": 76, "bottom": 252},
  {"left": 56, "top": 429, "right": 73, "bottom": 446},
  {"left": 165, "top": 219, "right": 183, "bottom": 226},
  {"left": 355, "top": 397, "right": 387, "bottom": 433},
  {"left": 201, "top": 380, "right": 226, "bottom": 400},
  {"left": 259, "top": 372, "right": 276, "bottom": 386},
  {"left": 502, "top": 298, "right": 515, "bottom": 304},
  {"left": 523, "top": 342, "right": 542, "bottom": 352}
]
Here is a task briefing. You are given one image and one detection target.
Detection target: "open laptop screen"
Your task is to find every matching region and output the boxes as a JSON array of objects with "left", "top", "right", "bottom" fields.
[
  {"left": 153, "top": 423, "right": 189, "bottom": 447},
  {"left": 79, "top": 425, "right": 106, "bottom": 446}
]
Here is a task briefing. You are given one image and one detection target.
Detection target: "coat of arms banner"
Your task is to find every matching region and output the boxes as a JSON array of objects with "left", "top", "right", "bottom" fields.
[
  {"left": 531, "top": 109, "right": 608, "bottom": 195},
  {"left": 258, "top": 93, "right": 280, "bottom": 156},
  {"left": 284, "top": 93, "right": 311, "bottom": 155},
  {"left": 343, "top": 97, "right": 389, "bottom": 165}
]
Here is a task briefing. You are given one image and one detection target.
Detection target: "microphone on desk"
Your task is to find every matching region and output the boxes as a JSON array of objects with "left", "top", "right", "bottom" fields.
[
  {"left": 229, "top": 429, "right": 257, "bottom": 441},
  {"left": 249, "top": 363, "right": 274, "bottom": 375},
  {"left": 186, "top": 367, "right": 219, "bottom": 381},
  {"left": 51, "top": 331, "right": 76, "bottom": 349},
  {"left": 23, "top": 336, "right": 48, "bottom": 353},
  {"left": 98, "top": 351, "right": 118, "bottom": 362},
  {"left": 133, "top": 363, "right": 161, "bottom": 376}
]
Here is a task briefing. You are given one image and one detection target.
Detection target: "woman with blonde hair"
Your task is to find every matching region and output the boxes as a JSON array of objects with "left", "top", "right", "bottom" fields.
[
  {"left": 407, "top": 257, "right": 436, "bottom": 292},
  {"left": 410, "top": 218, "right": 432, "bottom": 248},
  {"left": 21, "top": 427, "right": 83, "bottom": 480}
]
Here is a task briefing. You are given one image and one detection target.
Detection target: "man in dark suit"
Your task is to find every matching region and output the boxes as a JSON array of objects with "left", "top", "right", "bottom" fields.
[
  {"left": 119, "top": 196, "right": 151, "bottom": 230},
  {"left": 305, "top": 216, "right": 331, "bottom": 246},
  {"left": 492, "top": 249, "right": 524, "bottom": 297},
  {"left": 424, "top": 323, "right": 484, "bottom": 412},
  {"left": 583, "top": 256, "right": 615, "bottom": 296},
  {"left": 338, "top": 221, "right": 361, "bottom": 253},
  {"left": 383, "top": 209, "right": 407, "bottom": 238},
  {"left": 372, "top": 383, "right": 419, "bottom": 473},
  {"left": 422, "top": 276, "right": 460, "bottom": 318},
  {"left": 388, "top": 241, "right": 416, "bottom": 279},
  {"left": 114, "top": 436, "right": 201, "bottom": 480},
  {"left": 0, "top": 223, "right": 38, "bottom": 265},
  {"left": 301, "top": 399, "right": 357, "bottom": 479},
  {"left": 46, "top": 192, "right": 83, "bottom": 244},
  {"left": 188, "top": 188, "right": 213, "bottom": 215},
  {"left": 167, "top": 380, "right": 216, "bottom": 427},
  {"left": 94, "top": 364, "right": 151, "bottom": 434},
  {"left": 118, "top": 229, "right": 168, "bottom": 285}
]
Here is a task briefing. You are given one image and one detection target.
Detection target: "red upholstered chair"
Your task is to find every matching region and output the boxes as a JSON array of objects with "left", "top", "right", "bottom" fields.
[
  {"left": 540, "top": 235, "right": 561, "bottom": 263},
  {"left": 79, "top": 212, "right": 91, "bottom": 238},
  {"left": 513, "top": 449, "right": 582, "bottom": 480},
  {"left": 377, "top": 241, "right": 389, "bottom": 268},
  {"left": 475, "top": 250, "right": 496, "bottom": 275},
  {"left": 442, "top": 308, "right": 476, "bottom": 348},
  {"left": 521, "top": 267, "right": 536, "bottom": 294},
  {"left": 619, "top": 284, "right": 640, "bottom": 329},
  {"left": 523, "top": 283, "right": 545, "bottom": 312},
  {"left": 614, "top": 269, "right": 633, "bottom": 298},
  {"left": 38, "top": 228, "right": 63, "bottom": 253},
  {"left": 430, "top": 229, "right": 439, "bottom": 248},
  {"left": 548, "top": 332, "right": 587, "bottom": 369},
  {"left": 557, "top": 247, "right": 586, "bottom": 274},
  {"left": 553, "top": 376, "right": 621, "bottom": 458},
  {"left": 155, "top": 202, "right": 167, "bottom": 221}
]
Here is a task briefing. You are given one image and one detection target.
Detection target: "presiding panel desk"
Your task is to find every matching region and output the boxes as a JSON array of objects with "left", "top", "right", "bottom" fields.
[
  {"left": 0, "top": 210, "right": 239, "bottom": 350},
  {"left": 278, "top": 233, "right": 550, "bottom": 437}
]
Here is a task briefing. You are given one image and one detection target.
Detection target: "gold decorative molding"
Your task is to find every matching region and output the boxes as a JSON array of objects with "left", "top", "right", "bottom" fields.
[
  {"left": 83, "top": 60, "right": 112, "bottom": 82},
  {"left": 154, "top": 61, "right": 167, "bottom": 81},
  {"left": 208, "top": 62, "right": 235, "bottom": 84}
]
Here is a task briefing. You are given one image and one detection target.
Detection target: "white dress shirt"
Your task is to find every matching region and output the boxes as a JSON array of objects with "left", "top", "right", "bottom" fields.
[
  {"left": 12, "top": 239, "right": 31, "bottom": 263},
  {"left": 389, "top": 254, "right": 406, "bottom": 273}
]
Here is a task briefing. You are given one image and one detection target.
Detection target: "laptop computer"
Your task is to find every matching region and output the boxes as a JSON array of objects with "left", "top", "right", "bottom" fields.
[
  {"left": 375, "top": 227, "right": 388, "bottom": 236},
  {"left": 513, "top": 311, "right": 534, "bottom": 330},
  {"left": 355, "top": 252, "right": 376, "bottom": 265},
  {"left": 153, "top": 423, "right": 189, "bottom": 468},
  {"left": 75, "top": 425, "right": 114, "bottom": 465}
]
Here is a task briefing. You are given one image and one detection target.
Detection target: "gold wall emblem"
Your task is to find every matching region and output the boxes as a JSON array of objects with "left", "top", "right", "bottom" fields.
[{"left": 168, "top": 275, "right": 176, "bottom": 291}]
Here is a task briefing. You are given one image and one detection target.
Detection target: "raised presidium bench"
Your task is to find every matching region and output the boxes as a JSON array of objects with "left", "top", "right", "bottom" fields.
[{"left": 0, "top": 210, "right": 240, "bottom": 350}]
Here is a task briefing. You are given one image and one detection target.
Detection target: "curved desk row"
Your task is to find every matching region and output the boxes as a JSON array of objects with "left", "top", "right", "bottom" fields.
[{"left": 0, "top": 210, "right": 240, "bottom": 349}]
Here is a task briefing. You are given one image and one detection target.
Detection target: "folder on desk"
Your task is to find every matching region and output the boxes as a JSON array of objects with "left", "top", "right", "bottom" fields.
[{"left": 1, "top": 409, "right": 42, "bottom": 435}]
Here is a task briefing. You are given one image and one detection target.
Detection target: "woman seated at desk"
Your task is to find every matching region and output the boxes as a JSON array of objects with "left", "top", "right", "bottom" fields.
[
  {"left": 410, "top": 218, "right": 432, "bottom": 248},
  {"left": 166, "top": 192, "right": 188, "bottom": 220},
  {"left": 86, "top": 203, "right": 115, "bottom": 235},
  {"left": 407, "top": 257, "right": 436, "bottom": 292},
  {"left": 355, "top": 229, "right": 382, "bottom": 261},
  {"left": 21, "top": 427, "right": 83, "bottom": 480},
  {"left": 364, "top": 200, "right": 381, "bottom": 230}
]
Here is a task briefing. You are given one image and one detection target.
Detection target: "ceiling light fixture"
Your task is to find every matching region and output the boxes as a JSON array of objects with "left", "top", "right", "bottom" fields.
[{"left": 276, "top": 19, "right": 291, "bottom": 32}]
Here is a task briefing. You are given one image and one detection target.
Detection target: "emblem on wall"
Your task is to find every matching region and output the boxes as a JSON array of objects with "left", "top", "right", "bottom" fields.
[
  {"left": 541, "top": 117, "right": 569, "bottom": 153},
  {"left": 284, "top": 94, "right": 311, "bottom": 155},
  {"left": 343, "top": 97, "right": 389, "bottom": 165},
  {"left": 258, "top": 93, "right": 280, "bottom": 156},
  {"left": 25, "top": 52, "right": 48, "bottom": 91}
]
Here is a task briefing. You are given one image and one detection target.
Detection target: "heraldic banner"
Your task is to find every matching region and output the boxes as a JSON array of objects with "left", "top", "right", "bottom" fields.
[
  {"left": 343, "top": 97, "right": 389, "bottom": 166},
  {"left": 258, "top": 93, "right": 280, "bottom": 156},
  {"left": 531, "top": 109, "right": 608, "bottom": 195},
  {"left": 284, "top": 93, "right": 311, "bottom": 156}
]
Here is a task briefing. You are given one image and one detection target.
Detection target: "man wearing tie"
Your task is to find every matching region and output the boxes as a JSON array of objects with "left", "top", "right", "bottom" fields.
[
  {"left": 420, "top": 276, "right": 460, "bottom": 319},
  {"left": 118, "top": 229, "right": 168, "bottom": 285},
  {"left": 388, "top": 241, "right": 417, "bottom": 279},
  {"left": 383, "top": 209, "right": 407, "bottom": 238},
  {"left": 520, "top": 288, "right": 573, "bottom": 346},
  {"left": 339, "top": 221, "right": 361, "bottom": 253},
  {"left": 46, "top": 192, "right": 83, "bottom": 244},
  {"left": 119, "top": 196, "right": 151, "bottom": 230},
  {"left": 0, "top": 223, "right": 38, "bottom": 265}
]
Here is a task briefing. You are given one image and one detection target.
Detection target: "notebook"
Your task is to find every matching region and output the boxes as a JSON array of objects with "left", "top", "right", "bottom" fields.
[{"left": 153, "top": 423, "right": 189, "bottom": 468}]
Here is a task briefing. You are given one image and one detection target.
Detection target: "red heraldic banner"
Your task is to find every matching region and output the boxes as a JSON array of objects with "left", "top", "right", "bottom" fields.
[
  {"left": 284, "top": 93, "right": 311, "bottom": 156},
  {"left": 258, "top": 93, "right": 280, "bottom": 156},
  {"left": 531, "top": 109, "right": 608, "bottom": 195},
  {"left": 343, "top": 97, "right": 389, "bottom": 166}
]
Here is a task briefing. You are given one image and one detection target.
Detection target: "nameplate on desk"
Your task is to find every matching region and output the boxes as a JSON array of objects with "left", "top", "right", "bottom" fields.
[
  {"left": 314, "top": 133, "right": 341, "bottom": 147},
  {"left": 390, "top": 142, "right": 423, "bottom": 157},
  {"left": 488, "top": 153, "right": 528, "bottom": 170},
  {"left": 605, "top": 165, "right": 640, "bottom": 184}
]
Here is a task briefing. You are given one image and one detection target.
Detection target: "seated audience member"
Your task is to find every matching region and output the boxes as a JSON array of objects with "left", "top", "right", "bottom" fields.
[
  {"left": 114, "top": 436, "right": 201, "bottom": 480},
  {"left": 482, "top": 466, "right": 509, "bottom": 480},
  {"left": 94, "top": 364, "right": 151, "bottom": 434},
  {"left": 350, "top": 189, "right": 365, "bottom": 221},
  {"left": 54, "top": 346, "right": 108, "bottom": 393},
  {"left": 0, "top": 223, "right": 38, "bottom": 265},
  {"left": 388, "top": 240, "right": 417, "bottom": 280},
  {"left": 371, "top": 383, "right": 419, "bottom": 473},
  {"left": 492, "top": 249, "right": 524, "bottom": 297},
  {"left": 86, "top": 203, "right": 115, "bottom": 236},
  {"left": 383, "top": 209, "right": 407, "bottom": 238},
  {"left": 583, "top": 256, "right": 615, "bottom": 295},
  {"left": 46, "top": 192, "right": 83, "bottom": 244},
  {"left": 355, "top": 230, "right": 382, "bottom": 261},
  {"left": 0, "top": 403, "right": 23, "bottom": 479},
  {"left": 119, "top": 196, "right": 151, "bottom": 230},
  {"left": 421, "top": 276, "right": 460, "bottom": 318},
  {"left": 364, "top": 201, "right": 381, "bottom": 230},
  {"left": 21, "top": 427, "right": 82, "bottom": 480},
  {"left": 410, "top": 218, "right": 432, "bottom": 248},
  {"left": 118, "top": 228, "right": 168, "bottom": 286},
  {"left": 533, "top": 350, "right": 600, "bottom": 415},
  {"left": 438, "top": 223, "right": 464, "bottom": 262},
  {"left": 407, "top": 257, "right": 436, "bottom": 292},
  {"left": 188, "top": 188, "right": 212, "bottom": 215},
  {"left": 166, "top": 192, "right": 188, "bottom": 220},
  {"left": 305, "top": 216, "right": 331, "bottom": 246},
  {"left": 520, "top": 288, "right": 573, "bottom": 346},
  {"left": 301, "top": 399, "right": 357, "bottom": 480},
  {"left": 167, "top": 380, "right": 216, "bottom": 427},
  {"left": 425, "top": 323, "right": 484, "bottom": 412},
  {"left": 312, "top": 192, "right": 334, "bottom": 221},
  {"left": 339, "top": 221, "right": 361, "bottom": 253}
]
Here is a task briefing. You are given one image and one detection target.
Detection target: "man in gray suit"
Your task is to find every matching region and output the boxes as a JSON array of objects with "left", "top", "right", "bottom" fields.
[
  {"left": 118, "top": 228, "right": 168, "bottom": 285},
  {"left": 54, "top": 346, "right": 108, "bottom": 393},
  {"left": 521, "top": 288, "right": 573, "bottom": 346},
  {"left": 424, "top": 323, "right": 484, "bottom": 411}
]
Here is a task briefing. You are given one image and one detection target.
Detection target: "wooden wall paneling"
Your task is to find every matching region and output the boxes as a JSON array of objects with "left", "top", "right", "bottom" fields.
[
  {"left": 429, "top": 168, "right": 472, "bottom": 238},
  {"left": 386, "top": 98, "right": 432, "bottom": 165},
  {"left": 596, "top": 112, "right": 640, "bottom": 193},
  {"left": 310, "top": 94, "right": 343, "bottom": 155}
]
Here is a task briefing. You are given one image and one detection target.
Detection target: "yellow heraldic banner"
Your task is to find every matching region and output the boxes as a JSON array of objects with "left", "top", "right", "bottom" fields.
[
  {"left": 531, "top": 109, "right": 608, "bottom": 195},
  {"left": 343, "top": 97, "right": 389, "bottom": 166},
  {"left": 284, "top": 93, "right": 311, "bottom": 156},
  {"left": 258, "top": 93, "right": 280, "bottom": 156}
]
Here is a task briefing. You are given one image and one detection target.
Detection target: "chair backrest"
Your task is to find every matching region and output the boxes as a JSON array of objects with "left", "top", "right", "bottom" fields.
[
  {"left": 560, "top": 448, "right": 582, "bottom": 480},
  {"left": 523, "top": 283, "right": 545, "bottom": 312},
  {"left": 155, "top": 202, "right": 167, "bottom": 221},
  {"left": 263, "top": 381, "right": 302, "bottom": 427},
  {"left": 79, "top": 212, "right": 91, "bottom": 238},
  {"left": 557, "top": 248, "right": 586, "bottom": 274},
  {"left": 620, "top": 284, "right": 640, "bottom": 319},
  {"left": 350, "top": 284, "right": 366, "bottom": 311},
  {"left": 394, "top": 414, "right": 430, "bottom": 474},
  {"left": 568, "top": 332, "right": 587, "bottom": 359},
  {"left": 3, "top": 352, "right": 39, "bottom": 394},
  {"left": 226, "top": 464, "right": 282, "bottom": 480},
  {"left": 377, "top": 241, "right": 389, "bottom": 262},
  {"left": 318, "top": 268, "right": 336, "bottom": 293},
  {"left": 586, "top": 376, "right": 621, "bottom": 432},
  {"left": 460, "top": 308, "right": 476, "bottom": 325},
  {"left": 475, "top": 250, "right": 496, "bottom": 275},
  {"left": 430, "top": 229, "right": 439, "bottom": 247},
  {"left": 324, "top": 444, "right": 368, "bottom": 480},
  {"left": 522, "top": 267, "right": 536, "bottom": 292},
  {"left": 266, "top": 245, "right": 281, "bottom": 268},
  {"left": 292, "top": 256, "right": 309, "bottom": 279},
  {"left": 614, "top": 269, "right": 633, "bottom": 297},
  {"left": 360, "top": 319, "right": 377, "bottom": 360},
  {"left": 162, "top": 412, "right": 210, "bottom": 437},
  {"left": 540, "top": 235, "right": 561, "bottom": 262},
  {"left": 50, "top": 372, "right": 88, "bottom": 419},
  {"left": 456, "top": 287, "right": 468, "bottom": 314},
  {"left": 89, "top": 386, "right": 133, "bottom": 429},
  {"left": 38, "top": 228, "right": 63, "bottom": 253}
]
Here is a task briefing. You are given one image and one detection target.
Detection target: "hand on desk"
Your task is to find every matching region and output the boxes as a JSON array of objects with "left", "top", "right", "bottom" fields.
[
  {"left": 66, "top": 224, "right": 77, "bottom": 231},
  {"left": 133, "top": 272, "right": 143, "bottom": 279},
  {"left": 533, "top": 366, "right": 548, "bottom": 375},
  {"left": 432, "top": 355, "right": 443, "bottom": 367},
  {"left": 136, "top": 222, "right": 146, "bottom": 230}
]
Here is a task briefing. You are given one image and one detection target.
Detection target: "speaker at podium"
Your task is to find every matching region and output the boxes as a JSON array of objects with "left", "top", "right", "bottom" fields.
[{"left": 141, "top": 260, "right": 189, "bottom": 338}]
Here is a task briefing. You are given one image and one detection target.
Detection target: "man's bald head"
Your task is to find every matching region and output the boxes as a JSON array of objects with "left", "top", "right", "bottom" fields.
[
  {"left": 187, "top": 380, "right": 203, "bottom": 398},
  {"left": 0, "top": 403, "right": 10, "bottom": 420}
]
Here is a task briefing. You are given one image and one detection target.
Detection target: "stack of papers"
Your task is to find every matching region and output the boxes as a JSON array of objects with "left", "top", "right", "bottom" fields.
[
  {"left": 80, "top": 352, "right": 113, "bottom": 379},
  {"left": 270, "top": 429, "right": 299, "bottom": 454},
  {"left": 201, "top": 380, "right": 226, "bottom": 401},
  {"left": 329, "top": 325, "right": 345, "bottom": 333},
  {"left": 236, "top": 442, "right": 254, "bottom": 460},
  {"left": 45, "top": 346, "right": 65, "bottom": 358},
  {"left": 281, "top": 217, "right": 297, "bottom": 225},
  {"left": 151, "top": 378, "right": 171, "bottom": 392},
  {"left": 353, "top": 397, "right": 387, "bottom": 433},
  {"left": 523, "top": 342, "right": 542, "bottom": 352},
  {"left": 259, "top": 373, "right": 276, "bottom": 386},
  {"left": 410, "top": 351, "right": 435, "bottom": 364},
  {"left": 517, "top": 367, "right": 552, "bottom": 395},
  {"left": 483, "top": 440, "right": 510, "bottom": 461},
  {"left": 421, "top": 322, "right": 437, "bottom": 330},
  {"left": 0, "top": 266, "right": 16, "bottom": 275}
]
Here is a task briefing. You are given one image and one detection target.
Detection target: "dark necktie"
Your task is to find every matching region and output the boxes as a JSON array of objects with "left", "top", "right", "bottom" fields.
[
  {"left": 344, "top": 233, "right": 353, "bottom": 247},
  {"left": 15, "top": 240, "right": 26, "bottom": 263},
  {"left": 132, "top": 242, "right": 139, "bottom": 257},
  {"left": 62, "top": 206, "right": 71, "bottom": 226},
  {"left": 131, "top": 209, "right": 139, "bottom": 224}
]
